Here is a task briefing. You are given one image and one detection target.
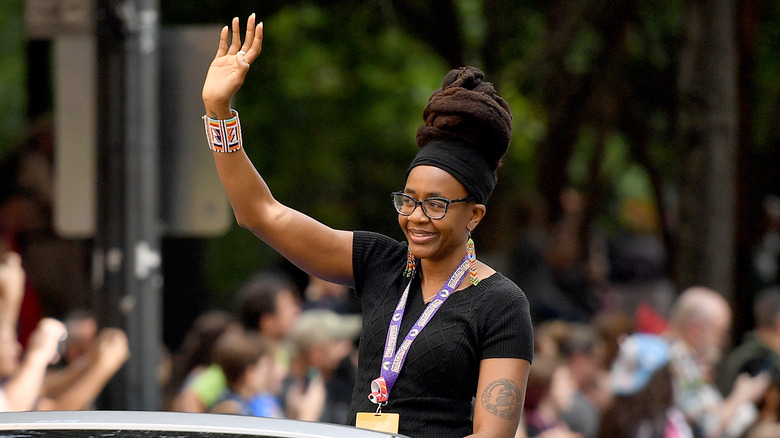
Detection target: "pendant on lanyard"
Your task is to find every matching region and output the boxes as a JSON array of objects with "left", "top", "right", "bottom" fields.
[{"left": 368, "top": 376, "right": 389, "bottom": 413}]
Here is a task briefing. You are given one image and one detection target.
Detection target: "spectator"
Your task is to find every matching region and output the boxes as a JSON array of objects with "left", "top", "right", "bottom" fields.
[
  {"left": 0, "top": 249, "right": 128, "bottom": 411},
  {"left": 719, "top": 287, "right": 780, "bottom": 395},
  {"left": 522, "top": 354, "right": 582, "bottom": 438},
  {"left": 556, "top": 323, "right": 609, "bottom": 438},
  {"left": 590, "top": 309, "right": 635, "bottom": 368},
  {"left": 164, "top": 310, "right": 239, "bottom": 411},
  {"left": 60, "top": 309, "right": 98, "bottom": 365},
  {"left": 597, "top": 333, "right": 693, "bottom": 438},
  {"left": 283, "top": 309, "right": 361, "bottom": 424},
  {"left": 667, "top": 287, "right": 770, "bottom": 438},
  {"left": 37, "top": 326, "right": 129, "bottom": 410},
  {"left": 209, "top": 329, "right": 283, "bottom": 417},
  {"left": 174, "top": 271, "right": 300, "bottom": 412},
  {"left": 717, "top": 287, "right": 780, "bottom": 434},
  {"left": 235, "top": 271, "right": 302, "bottom": 347},
  {"left": 533, "top": 320, "right": 573, "bottom": 362},
  {"left": 751, "top": 195, "right": 780, "bottom": 292},
  {"left": 0, "top": 117, "right": 91, "bottom": 342},
  {"left": 0, "top": 318, "right": 65, "bottom": 411}
]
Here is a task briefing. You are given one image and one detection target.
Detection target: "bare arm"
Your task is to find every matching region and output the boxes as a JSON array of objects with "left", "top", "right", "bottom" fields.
[
  {"left": 171, "top": 386, "right": 208, "bottom": 413},
  {"left": 1, "top": 318, "right": 66, "bottom": 411},
  {"left": 707, "top": 371, "right": 770, "bottom": 437},
  {"left": 0, "top": 252, "right": 25, "bottom": 326},
  {"left": 202, "top": 15, "right": 353, "bottom": 286},
  {"left": 469, "top": 358, "right": 531, "bottom": 438},
  {"left": 38, "top": 328, "right": 129, "bottom": 411}
]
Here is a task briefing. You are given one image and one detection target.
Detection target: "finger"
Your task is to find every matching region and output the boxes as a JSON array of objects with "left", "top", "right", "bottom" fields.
[
  {"left": 228, "top": 17, "right": 242, "bottom": 54},
  {"left": 243, "top": 21, "right": 264, "bottom": 65},
  {"left": 215, "top": 25, "right": 229, "bottom": 57},
  {"left": 241, "top": 13, "right": 256, "bottom": 53}
]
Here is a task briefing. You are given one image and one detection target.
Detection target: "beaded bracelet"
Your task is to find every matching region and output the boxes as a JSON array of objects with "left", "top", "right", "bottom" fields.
[{"left": 202, "top": 109, "right": 242, "bottom": 153}]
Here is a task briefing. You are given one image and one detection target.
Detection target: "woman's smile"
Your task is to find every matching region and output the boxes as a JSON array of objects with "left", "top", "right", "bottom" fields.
[{"left": 408, "top": 228, "right": 437, "bottom": 245}]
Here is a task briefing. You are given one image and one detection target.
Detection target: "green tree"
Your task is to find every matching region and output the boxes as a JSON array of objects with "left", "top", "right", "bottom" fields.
[{"left": 0, "top": 0, "right": 27, "bottom": 157}]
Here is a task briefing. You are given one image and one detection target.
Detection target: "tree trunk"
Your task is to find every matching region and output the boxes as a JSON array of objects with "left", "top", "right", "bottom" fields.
[{"left": 676, "top": 0, "right": 738, "bottom": 299}]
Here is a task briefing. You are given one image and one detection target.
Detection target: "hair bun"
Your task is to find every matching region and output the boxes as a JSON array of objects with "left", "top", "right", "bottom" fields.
[{"left": 415, "top": 66, "right": 512, "bottom": 171}]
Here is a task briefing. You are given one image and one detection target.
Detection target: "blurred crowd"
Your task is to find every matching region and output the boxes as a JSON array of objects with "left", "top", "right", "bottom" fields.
[
  {"left": 0, "top": 250, "right": 129, "bottom": 411},
  {"left": 163, "top": 271, "right": 361, "bottom": 423},
  {"left": 5, "top": 241, "right": 780, "bottom": 438}
]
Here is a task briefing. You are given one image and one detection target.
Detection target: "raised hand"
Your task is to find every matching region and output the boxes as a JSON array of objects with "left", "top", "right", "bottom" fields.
[
  {"left": 202, "top": 14, "right": 263, "bottom": 119},
  {"left": 92, "top": 328, "right": 130, "bottom": 373},
  {"left": 25, "top": 318, "right": 67, "bottom": 366}
]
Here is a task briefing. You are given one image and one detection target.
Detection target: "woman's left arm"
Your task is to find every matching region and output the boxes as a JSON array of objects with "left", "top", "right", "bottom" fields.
[{"left": 468, "top": 357, "right": 531, "bottom": 438}]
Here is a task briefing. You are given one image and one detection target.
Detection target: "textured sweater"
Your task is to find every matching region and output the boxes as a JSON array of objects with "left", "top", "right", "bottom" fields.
[{"left": 347, "top": 231, "right": 533, "bottom": 437}]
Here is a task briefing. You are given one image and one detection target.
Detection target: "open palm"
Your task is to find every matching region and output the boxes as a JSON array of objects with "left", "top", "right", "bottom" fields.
[{"left": 202, "top": 14, "right": 263, "bottom": 113}]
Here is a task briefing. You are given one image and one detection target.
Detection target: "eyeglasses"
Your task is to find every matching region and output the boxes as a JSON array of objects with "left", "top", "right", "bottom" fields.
[{"left": 391, "top": 191, "right": 473, "bottom": 220}]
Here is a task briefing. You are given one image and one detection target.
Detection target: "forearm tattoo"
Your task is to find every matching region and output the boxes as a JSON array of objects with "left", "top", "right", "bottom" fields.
[{"left": 480, "top": 379, "right": 522, "bottom": 420}]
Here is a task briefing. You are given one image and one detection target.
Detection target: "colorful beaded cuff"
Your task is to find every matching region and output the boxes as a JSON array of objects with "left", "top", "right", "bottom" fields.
[{"left": 203, "top": 109, "right": 242, "bottom": 153}]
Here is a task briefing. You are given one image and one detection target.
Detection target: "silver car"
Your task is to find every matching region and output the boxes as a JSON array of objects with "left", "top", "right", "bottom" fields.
[{"left": 0, "top": 411, "right": 410, "bottom": 437}]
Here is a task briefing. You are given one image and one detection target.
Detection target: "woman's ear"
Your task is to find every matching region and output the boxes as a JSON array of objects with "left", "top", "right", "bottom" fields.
[{"left": 469, "top": 204, "right": 487, "bottom": 230}]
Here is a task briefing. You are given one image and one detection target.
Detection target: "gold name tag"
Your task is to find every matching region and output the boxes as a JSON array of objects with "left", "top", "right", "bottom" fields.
[{"left": 355, "top": 412, "right": 400, "bottom": 433}]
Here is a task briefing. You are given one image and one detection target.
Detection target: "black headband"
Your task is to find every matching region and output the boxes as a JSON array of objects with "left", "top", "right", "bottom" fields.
[{"left": 406, "top": 140, "right": 496, "bottom": 205}]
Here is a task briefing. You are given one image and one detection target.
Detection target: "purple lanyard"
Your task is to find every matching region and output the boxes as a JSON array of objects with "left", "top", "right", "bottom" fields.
[{"left": 370, "top": 255, "right": 469, "bottom": 404}]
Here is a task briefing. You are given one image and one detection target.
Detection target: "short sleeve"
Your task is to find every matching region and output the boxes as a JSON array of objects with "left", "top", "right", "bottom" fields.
[
  {"left": 478, "top": 277, "right": 534, "bottom": 363},
  {"left": 352, "top": 231, "right": 406, "bottom": 297}
]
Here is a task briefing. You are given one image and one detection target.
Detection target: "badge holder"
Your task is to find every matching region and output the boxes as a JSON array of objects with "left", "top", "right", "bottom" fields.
[{"left": 356, "top": 377, "right": 399, "bottom": 433}]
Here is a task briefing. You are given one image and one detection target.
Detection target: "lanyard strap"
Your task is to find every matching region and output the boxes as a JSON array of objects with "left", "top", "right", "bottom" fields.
[{"left": 370, "top": 255, "right": 470, "bottom": 404}]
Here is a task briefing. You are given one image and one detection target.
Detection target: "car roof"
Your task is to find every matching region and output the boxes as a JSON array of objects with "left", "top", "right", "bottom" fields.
[{"left": 0, "top": 411, "right": 409, "bottom": 438}]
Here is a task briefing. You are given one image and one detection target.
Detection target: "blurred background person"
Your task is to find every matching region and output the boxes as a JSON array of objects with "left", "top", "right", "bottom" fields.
[
  {"left": 209, "top": 329, "right": 284, "bottom": 417},
  {"left": 666, "top": 287, "right": 770, "bottom": 438},
  {"left": 555, "top": 322, "right": 610, "bottom": 438},
  {"left": 38, "top": 326, "right": 129, "bottom": 410},
  {"left": 234, "top": 271, "right": 302, "bottom": 367},
  {"left": 282, "top": 308, "right": 361, "bottom": 424},
  {"left": 173, "top": 271, "right": 300, "bottom": 413},
  {"left": 719, "top": 287, "right": 780, "bottom": 395},
  {"left": 0, "top": 249, "right": 127, "bottom": 411},
  {"left": 60, "top": 309, "right": 98, "bottom": 366},
  {"left": 522, "top": 354, "right": 583, "bottom": 438},
  {"left": 717, "top": 286, "right": 780, "bottom": 435},
  {"left": 0, "top": 317, "right": 66, "bottom": 411},
  {"left": 590, "top": 309, "right": 635, "bottom": 369},
  {"left": 597, "top": 333, "right": 692, "bottom": 438},
  {"left": 164, "top": 310, "right": 239, "bottom": 411}
]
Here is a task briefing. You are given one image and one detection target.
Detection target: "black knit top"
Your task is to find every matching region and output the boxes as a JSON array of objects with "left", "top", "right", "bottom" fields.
[{"left": 347, "top": 231, "right": 534, "bottom": 438}]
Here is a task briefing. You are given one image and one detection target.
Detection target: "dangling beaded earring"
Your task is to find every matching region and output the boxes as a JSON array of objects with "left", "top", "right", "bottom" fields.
[
  {"left": 403, "top": 249, "right": 417, "bottom": 278},
  {"left": 467, "top": 231, "right": 479, "bottom": 286}
]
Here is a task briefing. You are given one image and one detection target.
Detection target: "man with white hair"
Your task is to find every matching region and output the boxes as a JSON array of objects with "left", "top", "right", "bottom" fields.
[{"left": 666, "top": 286, "right": 770, "bottom": 438}]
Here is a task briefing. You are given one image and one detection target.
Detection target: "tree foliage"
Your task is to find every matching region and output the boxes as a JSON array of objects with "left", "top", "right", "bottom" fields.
[{"left": 0, "top": 0, "right": 27, "bottom": 157}]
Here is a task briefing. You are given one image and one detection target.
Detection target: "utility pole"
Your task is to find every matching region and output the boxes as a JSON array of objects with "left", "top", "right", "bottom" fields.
[{"left": 95, "top": 0, "right": 162, "bottom": 410}]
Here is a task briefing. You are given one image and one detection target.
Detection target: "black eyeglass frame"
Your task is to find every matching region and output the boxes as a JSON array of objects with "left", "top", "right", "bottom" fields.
[{"left": 391, "top": 191, "right": 473, "bottom": 220}]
